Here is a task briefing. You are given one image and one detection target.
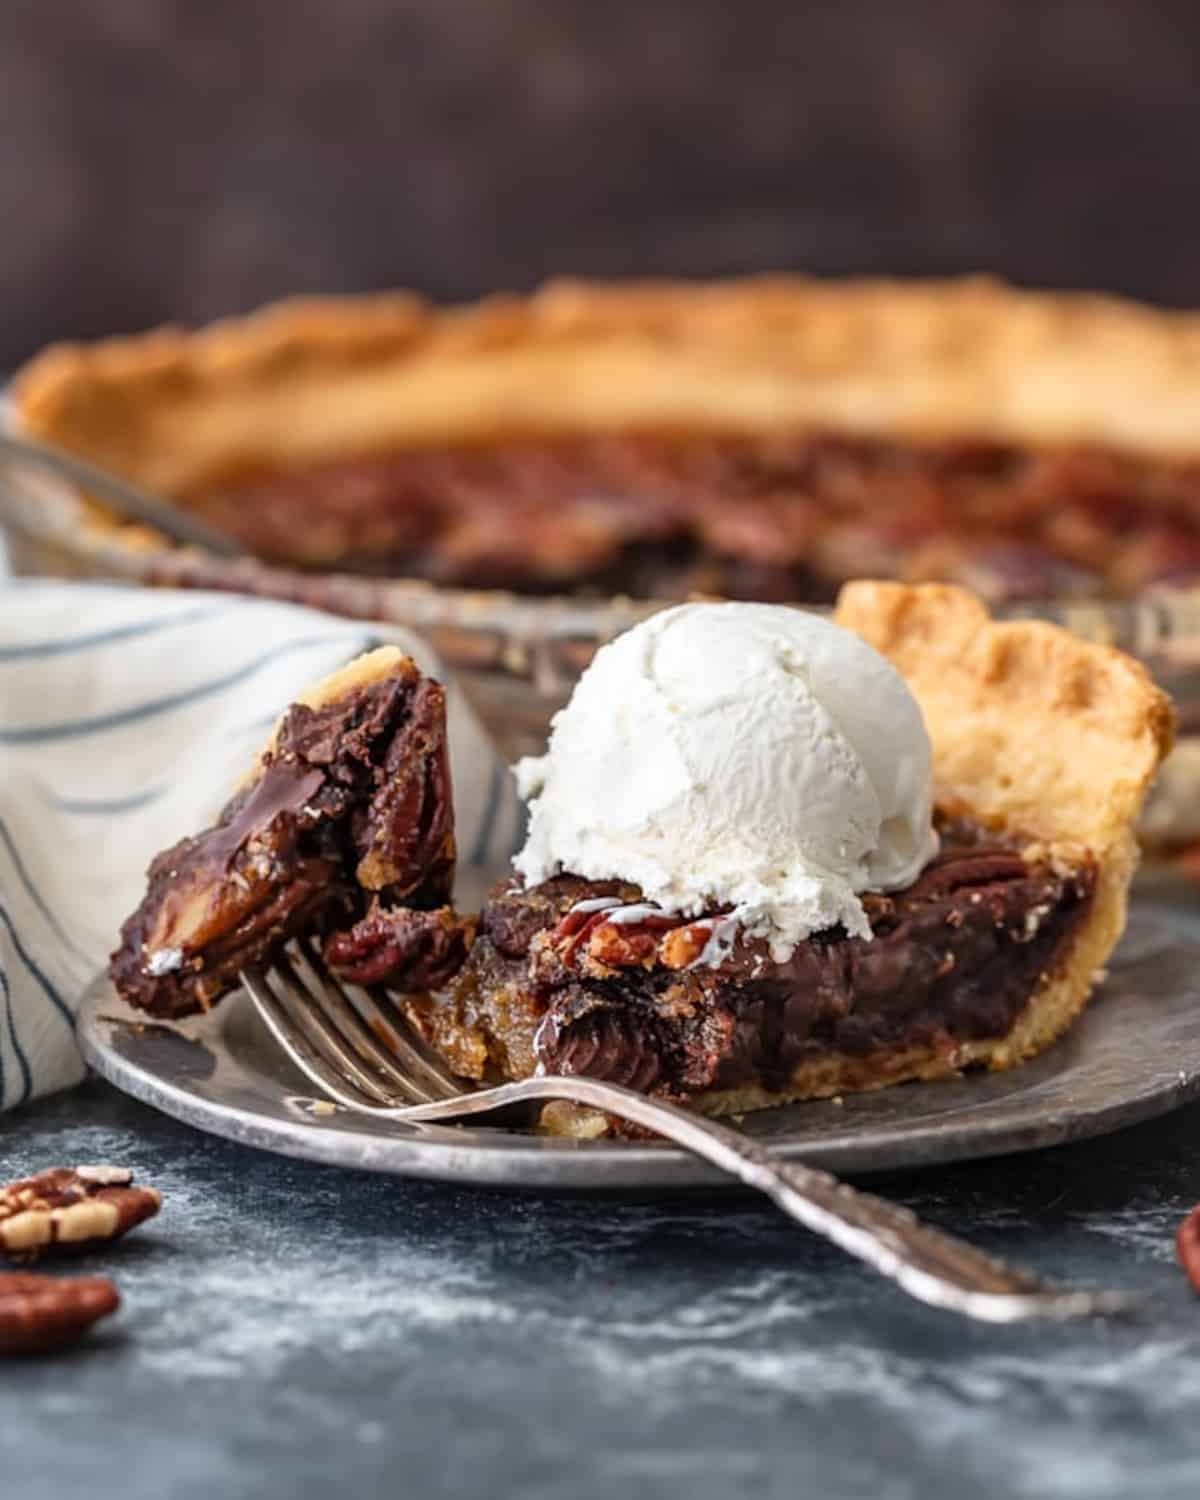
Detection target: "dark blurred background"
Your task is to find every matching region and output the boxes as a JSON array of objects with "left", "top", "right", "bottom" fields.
[{"left": 3, "top": 0, "right": 1199, "bottom": 370}]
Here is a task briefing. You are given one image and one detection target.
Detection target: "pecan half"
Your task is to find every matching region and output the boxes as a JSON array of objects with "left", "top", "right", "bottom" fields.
[
  {"left": 325, "top": 905, "right": 475, "bottom": 988},
  {"left": 1177, "top": 1203, "right": 1200, "bottom": 1294},
  {"left": 0, "top": 1271, "right": 119, "bottom": 1355},
  {"left": 0, "top": 1167, "right": 161, "bottom": 1262},
  {"left": 355, "top": 678, "right": 456, "bottom": 902}
]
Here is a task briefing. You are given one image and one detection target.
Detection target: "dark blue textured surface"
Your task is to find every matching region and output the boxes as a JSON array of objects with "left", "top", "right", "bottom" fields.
[{"left": 6, "top": 1078, "right": 1200, "bottom": 1500}]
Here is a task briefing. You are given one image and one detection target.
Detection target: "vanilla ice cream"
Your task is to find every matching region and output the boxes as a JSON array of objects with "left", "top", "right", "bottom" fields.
[{"left": 513, "top": 601, "right": 939, "bottom": 958}]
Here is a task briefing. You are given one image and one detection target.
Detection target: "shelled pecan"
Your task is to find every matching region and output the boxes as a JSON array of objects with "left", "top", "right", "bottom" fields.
[
  {"left": 0, "top": 1271, "right": 119, "bottom": 1355},
  {"left": 0, "top": 1166, "right": 161, "bottom": 1262},
  {"left": 325, "top": 904, "right": 475, "bottom": 988},
  {"left": 1177, "top": 1203, "right": 1200, "bottom": 1294}
]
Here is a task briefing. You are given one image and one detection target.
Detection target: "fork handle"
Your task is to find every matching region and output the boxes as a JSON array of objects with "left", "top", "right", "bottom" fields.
[
  {"left": 0, "top": 430, "right": 242, "bottom": 557},
  {"left": 399, "top": 1074, "right": 1123, "bottom": 1322}
]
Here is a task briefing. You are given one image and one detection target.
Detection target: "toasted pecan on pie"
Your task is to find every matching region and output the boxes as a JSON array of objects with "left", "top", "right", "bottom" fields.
[
  {"left": 415, "top": 583, "right": 1173, "bottom": 1128},
  {"left": 110, "top": 647, "right": 464, "bottom": 1018}
]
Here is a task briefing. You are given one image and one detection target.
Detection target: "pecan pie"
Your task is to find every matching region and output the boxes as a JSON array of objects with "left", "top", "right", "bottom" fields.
[
  {"left": 110, "top": 646, "right": 464, "bottom": 1017},
  {"left": 416, "top": 584, "right": 1173, "bottom": 1124},
  {"left": 15, "top": 277, "right": 1200, "bottom": 604},
  {"left": 109, "top": 582, "right": 1170, "bottom": 1126}
]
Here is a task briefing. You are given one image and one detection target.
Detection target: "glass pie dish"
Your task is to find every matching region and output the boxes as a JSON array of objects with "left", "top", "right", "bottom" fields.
[{"left": 4, "top": 275, "right": 1200, "bottom": 867}]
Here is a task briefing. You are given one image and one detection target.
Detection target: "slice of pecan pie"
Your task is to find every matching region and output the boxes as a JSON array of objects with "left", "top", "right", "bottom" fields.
[
  {"left": 415, "top": 583, "right": 1173, "bottom": 1127},
  {"left": 110, "top": 647, "right": 466, "bottom": 1017}
]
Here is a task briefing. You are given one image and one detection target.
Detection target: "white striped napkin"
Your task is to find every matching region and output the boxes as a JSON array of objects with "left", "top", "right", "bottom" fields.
[{"left": 0, "top": 581, "right": 523, "bottom": 1111}]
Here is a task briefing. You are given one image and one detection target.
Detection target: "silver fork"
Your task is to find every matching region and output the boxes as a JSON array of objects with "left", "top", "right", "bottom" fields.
[{"left": 241, "top": 939, "right": 1135, "bottom": 1323}]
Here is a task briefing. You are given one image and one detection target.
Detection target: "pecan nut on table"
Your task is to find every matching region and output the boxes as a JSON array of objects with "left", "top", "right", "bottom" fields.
[
  {"left": 0, "top": 1166, "right": 161, "bottom": 1263},
  {"left": 1178, "top": 1204, "right": 1200, "bottom": 1294},
  {"left": 0, "top": 1271, "right": 121, "bottom": 1355}
]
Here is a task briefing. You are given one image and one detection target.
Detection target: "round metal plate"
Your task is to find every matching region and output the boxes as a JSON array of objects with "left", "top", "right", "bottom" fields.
[{"left": 79, "top": 900, "right": 1200, "bottom": 1190}]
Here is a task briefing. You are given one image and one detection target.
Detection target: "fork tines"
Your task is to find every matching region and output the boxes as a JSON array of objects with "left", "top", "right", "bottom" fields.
[{"left": 242, "top": 939, "right": 463, "bottom": 1109}]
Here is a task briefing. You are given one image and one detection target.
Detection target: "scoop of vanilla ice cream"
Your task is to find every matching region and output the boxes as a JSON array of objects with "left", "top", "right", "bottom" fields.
[{"left": 513, "top": 601, "right": 938, "bottom": 956}]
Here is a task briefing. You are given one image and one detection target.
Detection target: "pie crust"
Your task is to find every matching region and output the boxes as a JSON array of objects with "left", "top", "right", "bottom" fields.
[{"left": 15, "top": 276, "right": 1200, "bottom": 506}]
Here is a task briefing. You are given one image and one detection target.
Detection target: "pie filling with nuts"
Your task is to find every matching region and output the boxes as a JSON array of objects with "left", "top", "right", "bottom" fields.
[
  {"left": 171, "top": 432, "right": 1200, "bottom": 603},
  {"left": 111, "top": 582, "right": 1172, "bottom": 1129},
  {"left": 110, "top": 646, "right": 468, "bottom": 1018},
  {"left": 425, "top": 843, "right": 1096, "bottom": 1105}
]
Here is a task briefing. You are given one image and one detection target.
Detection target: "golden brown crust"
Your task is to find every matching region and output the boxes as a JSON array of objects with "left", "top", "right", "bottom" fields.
[
  {"left": 269, "top": 642, "right": 413, "bottom": 728},
  {"left": 832, "top": 581, "right": 1175, "bottom": 856},
  {"left": 239, "top": 645, "right": 416, "bottom": 785},
  {"left": 15, "top": 277, "right": 1200, "bottom": 502}
]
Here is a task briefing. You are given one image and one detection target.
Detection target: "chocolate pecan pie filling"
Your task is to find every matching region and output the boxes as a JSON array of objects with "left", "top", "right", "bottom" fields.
[
  {"left": 189, "top": 431, "right": 1200, "bottom": 603},
  {"left": 428, "top": 838, "right": 1096, "bottom": 1102},
  {"left": 111, "top": 661, "right": 463, "bottom": 1018}
]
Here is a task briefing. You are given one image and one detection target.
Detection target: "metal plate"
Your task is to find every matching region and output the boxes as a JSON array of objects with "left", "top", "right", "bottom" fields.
[{"left": 78, "top": 900, "right": 1200, "bottom": 1190}]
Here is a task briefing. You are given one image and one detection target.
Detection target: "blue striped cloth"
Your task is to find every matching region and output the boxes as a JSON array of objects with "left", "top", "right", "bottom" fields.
[{"left": 0, "top": 581, "right": 522, "bottom": 1111}]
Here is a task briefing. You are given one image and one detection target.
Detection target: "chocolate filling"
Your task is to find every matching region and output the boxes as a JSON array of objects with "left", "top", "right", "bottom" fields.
[
  {"left": 110, "top": 667, "right": 456, "bottom": 1018},
  {"left": 188, "top": 431, "right": 1200, "bottom": 602},
  {"left": 442, "top": 843, "right": 1096, "bottom": 1099}
]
